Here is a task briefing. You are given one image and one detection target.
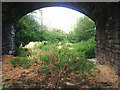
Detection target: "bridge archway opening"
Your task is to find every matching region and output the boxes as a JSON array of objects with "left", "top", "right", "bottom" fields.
[
  {"left": 14, "top": 6, "right": 96, "bottom": 60},
  {"left": 2, "top": 2, "right": 119, "bottom": 74}
]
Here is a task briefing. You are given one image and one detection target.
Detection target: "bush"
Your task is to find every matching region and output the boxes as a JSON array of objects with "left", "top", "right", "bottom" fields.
[
  {"left": 37, "top": 44, "right": 99, "bottom": 88},
  {"left": 15, "top": 44, "right": 30, "bottom": 57},
  {"left": 15, "top": 13, "right": 48, "bottom": 47},
  {"left": 72, "top": 37, "right": 95, "bottom": 59},
  {"left": 11, "top": 41, "right": 100, "bottom": 88},
  {"left": 85, "top": 37, "right": 95, "bottom": 58},
  {"left": 11, "top": 57, "right": 31, "bottom": 69}
]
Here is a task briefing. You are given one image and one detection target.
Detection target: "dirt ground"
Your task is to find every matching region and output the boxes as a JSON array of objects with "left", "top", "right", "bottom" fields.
[{"left": 1, "top": 55, "right": 120, "bottom": 89}]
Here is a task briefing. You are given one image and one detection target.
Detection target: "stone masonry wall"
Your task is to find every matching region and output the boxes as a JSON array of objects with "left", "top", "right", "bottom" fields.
[
  {"left": 2, "top": 23, "right": 15, "bottom": 55},
  {"left": 95, "top": 3, "right": 119, "bottom": 75}
]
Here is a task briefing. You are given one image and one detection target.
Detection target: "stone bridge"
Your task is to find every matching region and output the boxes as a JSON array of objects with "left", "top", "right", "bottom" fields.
[{"left": 2, "top": 2, "right": 119, "bottom": 74}]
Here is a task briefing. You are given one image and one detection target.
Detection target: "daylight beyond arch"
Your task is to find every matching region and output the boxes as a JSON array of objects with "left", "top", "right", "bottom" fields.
[{"left": 33, "top": 6, "right": 86, "bottom": 33}]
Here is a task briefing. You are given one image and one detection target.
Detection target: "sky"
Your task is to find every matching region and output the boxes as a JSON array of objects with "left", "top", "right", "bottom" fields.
[{"left": 33, "top": 6, "right": 84, "bottom": 33}]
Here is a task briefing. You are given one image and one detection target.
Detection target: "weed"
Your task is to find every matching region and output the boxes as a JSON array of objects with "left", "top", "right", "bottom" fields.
[
  {"left": 15, "top": 44, "right": 30, "bottom": 57},
  {"left": 11, "top": 40, "right": 100, "bottom": 88},
  {"left": 72, "top": 37, "right": 95, "bottom": 59},
  {"left": 37, "top": 44, "right": 99, "bottom": 88},
  {"left": 11, "top": 57, "right": 31, "bottom": 69}
]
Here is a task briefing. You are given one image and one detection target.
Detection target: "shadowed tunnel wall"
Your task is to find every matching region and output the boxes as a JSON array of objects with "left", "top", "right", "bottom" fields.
[{"left": 2, "top": 2, "right": 119, "bottom": 74}]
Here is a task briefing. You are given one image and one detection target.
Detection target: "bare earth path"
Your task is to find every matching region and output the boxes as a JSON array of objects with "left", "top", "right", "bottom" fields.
[{"left": 2, "top": 55, "right": 119, "bottom": 89}]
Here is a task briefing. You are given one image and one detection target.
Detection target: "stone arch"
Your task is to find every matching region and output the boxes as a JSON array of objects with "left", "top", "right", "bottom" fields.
[{"left": 2, "top": 2, "right": 119, "bottom": 74}]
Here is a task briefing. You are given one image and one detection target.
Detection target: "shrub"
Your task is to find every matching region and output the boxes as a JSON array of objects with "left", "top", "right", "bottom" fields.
[
  {"left": 11, "top": 41, "right": 100, "bottom": 88},
  {"left": 15, "top": 44, "right": 30, "bottom": 57},
  {"left": 11, "top": 57, "right": 31, "bottom": 69},
  {"left": 37, "top": 44, "right": 99, "bottom": 88},
  {"left": 73, "top": 37, "right": 95, "bottom": 59}
]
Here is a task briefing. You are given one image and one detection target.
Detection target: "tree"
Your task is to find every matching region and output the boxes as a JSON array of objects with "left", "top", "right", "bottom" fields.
[
  {"left": 15, "top": 13, "right": 47, "bottom": 47},
  {"left": 42, "top": 28, "right": 67, "bottom": 43},
  {"left": 67, "top": 30, "right": 76, "bottom": 43},
  {"left": 68, "top": 16, "right": 95, "bottom": 42}
]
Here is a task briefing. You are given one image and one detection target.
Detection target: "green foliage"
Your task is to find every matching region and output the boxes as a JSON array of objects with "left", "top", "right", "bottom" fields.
[
  {"left": 11, "top": 57, "right": 31, "bottom": 69},
  {"left": 13, "top": 11, "right": 98, "bottom": 87},
  {"left": 74, "top": 16, "right": 95, "bottom": 42},
  {"left": 15, "top": 13, "right": 67, "bottom": 48},
  {"left": 0, "top": 86, "right": 9, "bottom": 90},
  {"left": 11, "top": 41, "right": 100, "bottom": 88},
  {"left": 42, "top": 29, "right": 67, "bottom": 43},
  {"left": 94, "top": 67, "right": 101, "bottom": 73},
  {"left": 15, "top": 13, "right": 47, "bottom": 47},
  {"left": 0, "top": 86, "right": 3, "bottom": 90},
  {"left": 67, "top": 16, "right": 95, "bottom": 42},
  {"left": 32, "top": 43, "right": 99, "bottom": 88},
  {"left": 72, "top": 37, "right": 95, "bottom": 59},
  {"left": 67, "top": 30, "right": 76, "bottom": 43},
  {"left": 15, "top": 44, "right": 30, "bottom": 57}
]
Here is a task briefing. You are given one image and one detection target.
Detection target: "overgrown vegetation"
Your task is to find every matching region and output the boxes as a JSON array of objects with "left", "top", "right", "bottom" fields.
[
  {"left": 67, "top": 16, "right": 95, "bottom": 43},
  {"left": 10, "top": 11, "right": 100, "bottom": 88},
  {"left": 11, "top": 41, "right": 100, "bottom": 88}
]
